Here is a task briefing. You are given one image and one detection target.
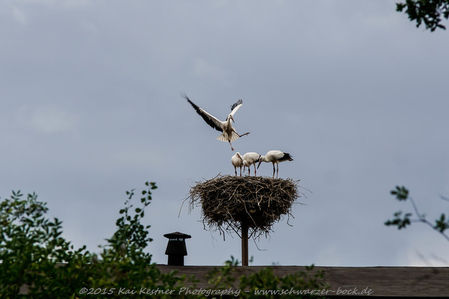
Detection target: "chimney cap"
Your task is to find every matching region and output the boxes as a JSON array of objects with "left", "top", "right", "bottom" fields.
[{"left": 164, "top": 232, "right": 191, "bottom": 239}]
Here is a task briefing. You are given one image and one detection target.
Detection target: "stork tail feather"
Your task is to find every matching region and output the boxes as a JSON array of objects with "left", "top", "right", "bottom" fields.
[
  {"left": 217, "top": 134, "right": 227, "bottom": 142},
  {"left": 217, "top": 131, "right": 239, "bottom": 142},
  {"left": 230, "top": 131, "right": 239, "bottom": 142}
]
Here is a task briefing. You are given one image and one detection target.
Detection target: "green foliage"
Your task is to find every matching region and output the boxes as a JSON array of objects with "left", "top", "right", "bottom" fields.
[
  {"left": 434, "top": 213, "right": 449, "bottom": 233},
  {"left": 0, "top": 182, "right": 182, "bottom": 298},
  {"left": 240, "top": 266, "right": 327, "bottom": 299},
  {"left": 0, "top": 190, "right": 91, "bottom": 297},
  {"left": 87, "top": 181, "right": 182, "bottom": 294},
  {"left": 385, "top": 211, "right": 412, "bottom": 229},
  {"left": 396, "top": 0, "right": 449, "bottom": 31},
  {"left": 207, "top": 257, "right": 328, "bottom": 299},
  {"left": 385, "top": 185, "right": 449, "bottom": 242},
  {"left": 390, "top": 185, "right": 409, "bottom": 201},
  {"left": 207, "top": 256, "right": 240, "bottom": 289},
  {"left": 103, "top": 181, "right": 156, "bottom": 262}
]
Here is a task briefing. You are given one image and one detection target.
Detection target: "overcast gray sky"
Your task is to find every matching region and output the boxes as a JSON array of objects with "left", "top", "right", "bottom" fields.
[{"left": 1, "top": 0, "right": 449, "bottom": 266}]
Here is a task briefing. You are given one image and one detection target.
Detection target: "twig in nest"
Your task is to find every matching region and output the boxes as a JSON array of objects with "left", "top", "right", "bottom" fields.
[{"left": 189, "top": 175, "right": 300, "bottom": 240}]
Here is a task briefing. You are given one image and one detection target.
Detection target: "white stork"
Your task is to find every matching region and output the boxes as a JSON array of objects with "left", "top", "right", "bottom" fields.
[
  {"left": 257, "top": 150, "right": 293, "bottom": 178},
  {"left": 231, "top": 152, "right": 244, "bottom": 176},
  {"left": 242, "top": 152, "right": 261, "bottom": 176},
  {"left": 184, "top": 95, "right": 250, "bottom": 151}
]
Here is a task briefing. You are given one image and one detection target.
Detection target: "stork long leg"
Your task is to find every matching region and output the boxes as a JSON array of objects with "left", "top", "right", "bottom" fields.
[
  {"left": 239, "top": 166, "right": 242, "bottom": 177},
  {"left": 248, "top": 165, "right": 251, "bottom": 176},
  {"left": 234, "top": 167, "right": 237, "bottom": 176},
  {"left": 232, "top": 128, "right": 250, "bottom": 138},
  {"left": 276, "top": 163, "right": 279, "bottom": 178},
  {"left": 254, "top": 163, "right": 256, "bottom": 176},
  {"left": 272, "top": 163, "right": 275, "bottom": 178},
  {"left": 229, "top": 141, "right": 234, "bottom": 151}
]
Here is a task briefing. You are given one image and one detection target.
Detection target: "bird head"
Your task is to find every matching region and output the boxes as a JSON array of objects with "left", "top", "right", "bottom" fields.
[{"left": 227, "top": 115, "right": 235, "bottom": 123}]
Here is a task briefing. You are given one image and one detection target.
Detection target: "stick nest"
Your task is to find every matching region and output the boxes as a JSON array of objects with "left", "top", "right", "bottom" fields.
[{"left": 188, "top": 175, "right": 300, "bottom": 238}]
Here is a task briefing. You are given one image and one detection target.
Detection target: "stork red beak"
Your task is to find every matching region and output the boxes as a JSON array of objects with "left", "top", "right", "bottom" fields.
[{"left": 257, "top": 161, "right": 262, "bottom": 169}]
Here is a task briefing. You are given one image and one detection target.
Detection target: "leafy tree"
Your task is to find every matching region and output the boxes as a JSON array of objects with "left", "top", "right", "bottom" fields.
[
  {"left": 396, "top": 0, "right": 449, "bottom": 31},
  {"left": 0, "top": 190, "right": 91, "bottom": 296},
  {"left": 240, "top": 266, "right": 327, "bottom": 299},
  {"left": 385, "top": 185, "right": 449, "bottom": 242},
  {"left": 0, "top": 182, "right": 182, "bottom": 298},
  {"left": 207, "top": 256, "right": 328, "bottom": 299},
  {"left": 89, "top": 181, "right": 182, "bottom": 292}
]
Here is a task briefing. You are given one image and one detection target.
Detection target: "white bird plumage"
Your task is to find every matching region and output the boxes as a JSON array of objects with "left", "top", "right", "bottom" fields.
[
  {"left": 231, "top": 152, "right": 244, "bottom": 176},
  {"left": 242, "top": 152, "right": 261, "bottom": 176},
  {"left": 257, "top": 150, "right": 293, "bottom": 178},
  {"left": 184, "top": 95, "right": 250, "bottom": 151}
]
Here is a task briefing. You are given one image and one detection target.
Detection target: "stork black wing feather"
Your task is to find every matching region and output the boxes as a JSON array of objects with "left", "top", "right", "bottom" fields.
[
  {"left": 230, "top": 99, "right": 243, "bottom": 111},
  {"left": 184, "top": 95, "right": 223, "bottom": 132},
  {"left": 280, "top": 152, "right": 293, "bottom": 162}
]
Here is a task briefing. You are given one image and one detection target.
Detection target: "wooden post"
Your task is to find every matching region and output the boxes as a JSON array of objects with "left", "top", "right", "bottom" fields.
[{"left": 241, "top": 222, "right": 248, "bottom": 266}]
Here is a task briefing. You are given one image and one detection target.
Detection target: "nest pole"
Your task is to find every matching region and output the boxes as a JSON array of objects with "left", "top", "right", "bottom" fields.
[{"left": 241, "top": 221, "right": 248, "bottom": 266}]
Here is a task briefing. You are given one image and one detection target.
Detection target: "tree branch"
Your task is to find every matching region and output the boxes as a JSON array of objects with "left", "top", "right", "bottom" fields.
[{"left": 409, "top": 196, "right": 449, "bottom": 242}]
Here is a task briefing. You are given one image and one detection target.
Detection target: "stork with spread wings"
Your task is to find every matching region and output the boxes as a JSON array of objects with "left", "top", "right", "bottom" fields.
[{"left": 184, "top": 95, "right": 250, "bottom": 151}]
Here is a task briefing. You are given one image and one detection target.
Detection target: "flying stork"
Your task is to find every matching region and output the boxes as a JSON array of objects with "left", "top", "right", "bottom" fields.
[
  {"left": 257, "top": 150, "right": 293, "bottom": 178},
  {"left": 184, "top": 95, "right": 250, "bottom": 151},
  {"left": 242, "top": 152, "right": 261, "bottom": 176},
  {"left": 231, "top": 152, "right": 244, "bottom": 176}
]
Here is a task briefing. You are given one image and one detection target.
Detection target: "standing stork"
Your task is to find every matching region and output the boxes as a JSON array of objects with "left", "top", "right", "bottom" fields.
[
  {"left": 242, "top": 152, "right": 261, "bottom": 176},
  {"left": 257, "top": 150, "right": 293, "bottom": 178},
  {"left": 231, "top": 152, "right": 244, "bottom": 176},
  {"left": 184, "top": 95, "right": 250, "bottom": 151}
]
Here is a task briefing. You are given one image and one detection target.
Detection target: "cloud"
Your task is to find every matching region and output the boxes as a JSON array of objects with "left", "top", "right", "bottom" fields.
[
  {"left": 11, "top": 6, "right": 28, "bottom": 25},
  {"left": 192, "top": 58, "right": 231, "bottom": 86},
  {"left": 5, "top": 0, "right": 90, "bottom": 27},
  {"left": 16, "top": 105, "right": 78, "bottom": 134},
  {"left": 16, "top": 0, "right": 90, "bottom": 8},
  {"left": 2, "top": 1, "right": 449, "bottom": 267}
]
